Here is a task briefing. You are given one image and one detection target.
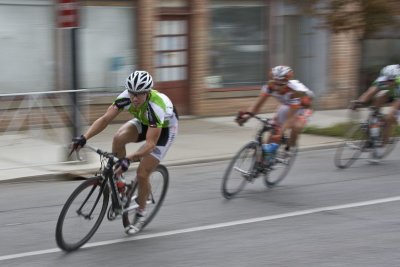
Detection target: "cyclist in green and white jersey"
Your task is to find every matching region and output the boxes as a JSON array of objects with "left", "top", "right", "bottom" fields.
[
  {"left": 71, "top": 70, "right": 178, "bottom": 235},
  {"left": 351, "top": 64, "right": 400, "bottom": 154}
]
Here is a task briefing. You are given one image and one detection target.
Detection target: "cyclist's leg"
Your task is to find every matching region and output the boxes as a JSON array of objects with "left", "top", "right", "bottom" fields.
[
  {"left": 112, "top": 119, "right": 143, "bottom": 158},
  {"left": 372, "top": 90, "right": 391, "bottom": 145},
  {"left": 126, "top": 126, "right": 177, "bottom": 234},
  {"left": 383, "top": 98, "right": 400, "bottom": 144},
  {"left": 124, "top": 154, "right": 158, "bottom": 234},
  {"left": 270, "top": 105, "right": 288, "bottom": 144},
  {"left": 290, "top": 109, "right": 312, "bottom": 147},
  {"left": 136, "top": 125, "right": 177, "bottom": 210},
  {"left": 136, "top": 155, "right": 159, "bottom": 210},
  {"left": 275, "top": 105, "right": 309, "bottom": 148},
  {"left": 274, "top": 104, "right": 288, "bottom": 127}
]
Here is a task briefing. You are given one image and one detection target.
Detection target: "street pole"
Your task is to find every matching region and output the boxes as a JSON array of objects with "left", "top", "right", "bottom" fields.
[
  {"left": 71, "top": 27, "right": 79, "bottom": 138},
  {"left": 57, "top": 0, "right": 80, "bottom": 158}
]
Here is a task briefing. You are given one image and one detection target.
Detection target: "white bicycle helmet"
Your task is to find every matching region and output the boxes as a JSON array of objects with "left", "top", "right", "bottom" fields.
[
  {"left": 125, "top": 70, "right": 154, "bottom": 93},
  {"left": 377, "top": 64, "right": 400, "bottom": 82},
  {"left": 270, "top": 65, "right": 294, "bottom": 80}
]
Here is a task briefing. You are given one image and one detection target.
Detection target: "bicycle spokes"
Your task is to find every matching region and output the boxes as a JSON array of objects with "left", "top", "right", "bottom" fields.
[
  {"left": 55, "top": 177, "right": 109, "bottom": 252},
  {"left": 264, "top": 147, "right": 297, "bottom": 188}
]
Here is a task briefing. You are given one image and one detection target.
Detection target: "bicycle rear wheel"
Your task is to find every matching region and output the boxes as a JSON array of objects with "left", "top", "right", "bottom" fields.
[
  {"left": 221, "top": 141, "right": 259, "bottom": 199},
  {"left": 264, "top": 145, "right": 298, "bottom": 188},
  {"left": 122, "top": 165, "right": 169, "bottom": 230},
  {"left": 334, "top": 124, "right": 368, "bottom": 169},
  {"left": 380, "top": 131, "right": 398, "bottom": 159},
  {"left": 55, "top": 176, "right": 109, "bottom": 252}
]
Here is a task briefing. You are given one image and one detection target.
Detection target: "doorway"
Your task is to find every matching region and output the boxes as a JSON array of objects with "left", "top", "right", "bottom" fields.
[{"left": 154, "top": 15, "right": 190, "bottom": 114}]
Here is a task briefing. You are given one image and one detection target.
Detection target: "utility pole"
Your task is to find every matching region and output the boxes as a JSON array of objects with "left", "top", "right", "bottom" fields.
[{"left": 57, "top": 0, "right": 80, "bottom": 138}]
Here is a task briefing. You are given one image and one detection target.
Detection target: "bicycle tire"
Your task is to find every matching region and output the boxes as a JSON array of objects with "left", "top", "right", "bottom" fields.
[
  {"left": 221, "top": 141, "right": 259, "bottom": 199},
  {"left": 334, "top": 124, "right": 368, "bottom": 169},
  {"left": 264, "top": 146, "right": 298, "bottom": 188},
  {"left": 55, "top": 176, "right": 109, "bottom": 252},
  {"left": 380, "top": 134, "right": 398, "bottom": 159},
  {"left": 122, "top": 164, "right": 169, "bottom": 230}
]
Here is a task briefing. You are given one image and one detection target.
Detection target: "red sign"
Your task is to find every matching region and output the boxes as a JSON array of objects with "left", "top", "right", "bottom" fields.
[{"left": 57, "top": 0, "right": 79, "bottom": 28}]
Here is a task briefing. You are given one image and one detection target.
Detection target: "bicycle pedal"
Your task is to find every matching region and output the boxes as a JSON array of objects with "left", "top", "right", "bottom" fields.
[
  {"left": 242, "top": 173, "right": 255, "bottom": 181},
  {"left": 107, "top": 208, "right": 121, "bottom": 221}
]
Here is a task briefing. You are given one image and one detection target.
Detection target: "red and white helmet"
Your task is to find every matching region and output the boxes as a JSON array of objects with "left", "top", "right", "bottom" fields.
[
  {"left": 125, "top": 70, "right": 154, "bottom": 93},
  {"left": 270, "top": 65, "right": 294, "bottom": 81}
]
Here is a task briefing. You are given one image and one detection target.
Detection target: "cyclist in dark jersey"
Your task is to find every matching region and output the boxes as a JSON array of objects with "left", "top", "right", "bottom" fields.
[
  {"left": 71, "top": 70, "right": 178, "bottom": 235},
  {"left": 351, "top": 64, "right": 400, "bottom": 155}
]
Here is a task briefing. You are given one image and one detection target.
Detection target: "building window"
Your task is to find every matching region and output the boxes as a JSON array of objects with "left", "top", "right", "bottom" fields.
[
  {"left": 0, "top": 2, "right": 54, "bottom": 94},
  {"left": 79, "top": 2, "right": 135, "bottom": 90},
  {"left": 155, "top": 19, "right": 188, "bottom": 82},
  {"left": 208, "top": 1, "right": 268, "bottom": 89}
]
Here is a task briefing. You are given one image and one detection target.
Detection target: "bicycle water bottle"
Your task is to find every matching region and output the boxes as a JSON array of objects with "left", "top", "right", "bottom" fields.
[
  {"left": 116, "top": 176, "right": 126, "bottom": 194},
  {"left": 262, "top": 143, "right": 279, "bottom": 162},
  {"left": 368, "top": 117, "right": 380, "bottom": 138}
]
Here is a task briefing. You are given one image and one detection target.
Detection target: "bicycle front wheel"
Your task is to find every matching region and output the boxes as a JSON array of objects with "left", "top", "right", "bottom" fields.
[
  {"left": 334, "top": 124, "right": 368, "bottom": 169},
  {"left": 55, "top": 176, "right": 109, "bottom": 252},
  {"left": 221, "top": 141, "right": 259, "bottom": 199},
  {"left": 264, "top": 146, "right": 298, "bottom": 188},
  {"left": 122, "top": 165, "right": 169, "bottom": 230}
]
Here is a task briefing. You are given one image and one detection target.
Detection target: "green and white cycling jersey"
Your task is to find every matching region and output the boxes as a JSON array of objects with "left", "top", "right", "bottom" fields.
[
  {"left": 112, "top": 89, "right": 178, "bottom": 128},
  {"left": 373, "top": 76, "right": 400, "bottom": 99}
]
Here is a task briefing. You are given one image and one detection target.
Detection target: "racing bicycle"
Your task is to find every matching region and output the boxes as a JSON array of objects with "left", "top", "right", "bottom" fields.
[
  {"left": 221, "top": 113, "right": 298, "bottom": 199},
  {"left": 334, "top": 104, "right": 398, "bottom": 168},
  {"left": 55, "top": 143, "right": 169, "bottom": 252}
]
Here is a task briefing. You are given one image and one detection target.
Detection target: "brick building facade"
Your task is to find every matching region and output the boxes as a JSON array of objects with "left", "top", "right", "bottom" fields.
[
  {"left": 0, "top": 0, "right": 384, "bottom": 132},
  {"left": 119, "top": 0, "right": 359, "bottom": 117}
]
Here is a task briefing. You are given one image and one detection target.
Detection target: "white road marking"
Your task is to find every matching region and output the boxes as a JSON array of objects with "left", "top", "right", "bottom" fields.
[
  {"left": 2, "top": 195, "right": 400, "bottom": 261},
  {"left": 5, "top": 223, "right": 23, "bottom": 226}
]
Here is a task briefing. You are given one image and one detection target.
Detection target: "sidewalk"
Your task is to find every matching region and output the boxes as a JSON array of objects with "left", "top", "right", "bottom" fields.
[{"left": 0, "top": 109, "right": 363, "bottom": 183}]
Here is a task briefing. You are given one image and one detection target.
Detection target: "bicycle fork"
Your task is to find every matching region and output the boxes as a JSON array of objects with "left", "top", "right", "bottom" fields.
[{"left": 76, "top": 178, "right": 106, "bottom": 220}]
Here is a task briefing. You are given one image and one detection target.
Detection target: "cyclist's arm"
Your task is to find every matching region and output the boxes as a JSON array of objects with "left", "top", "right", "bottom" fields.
[
  {"left": 127, "top": 126, "right": 162, "bottom": 162},
  {"left": 248, "top": 93, "right": 269, "bottom": 114},
  {"left": 83, "top": 104, "right": 120, "bottom": 140},
  {"left": 388, "top": 98, "right": 400, "bottom": 123},
  {"left": 358, "top": 85, "right": 379, "bottom": 104}
]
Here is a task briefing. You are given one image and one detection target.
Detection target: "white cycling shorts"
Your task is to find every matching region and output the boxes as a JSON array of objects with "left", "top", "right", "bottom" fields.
[
  {"left": 129, "top": 118, "right": 178, "bottom": 161},
  {"left": 275, "top": 105, "right": 312, "bottom": 126}
]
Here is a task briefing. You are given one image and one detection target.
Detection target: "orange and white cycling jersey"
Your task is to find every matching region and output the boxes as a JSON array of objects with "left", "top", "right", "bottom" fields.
[
  {"left": 262, "top": 79, "right": 314, "bottom": 126},
  {"left": 260, "top": 79, "right": 314, "bottom": 109}
]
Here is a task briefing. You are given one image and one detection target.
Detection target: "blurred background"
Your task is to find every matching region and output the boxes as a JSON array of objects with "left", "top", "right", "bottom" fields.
[
  {"left": 0, "top": 0, "right": 398, "bottom": 167},
  {"left": 1, "top": 2, "right": 400, "bottom": 264}
]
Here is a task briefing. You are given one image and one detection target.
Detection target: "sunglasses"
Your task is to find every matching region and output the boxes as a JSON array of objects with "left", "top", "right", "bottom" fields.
[
  {"left": 274, "top": 81, "right": 287, "bottom": 87},
  {"left": 128, "top": 91, "right": 148, "bottom": 97}
]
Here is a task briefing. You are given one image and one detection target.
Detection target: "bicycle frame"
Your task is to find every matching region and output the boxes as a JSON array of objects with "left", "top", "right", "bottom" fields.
[
  {"left": 221, "top": 114, "right": 298, "bottom": 199},
  {"left": 247, "top": 114, "right": 288, "bottom": 169},
  {"left": 334, "top": 104, "right": 398, "bottom": 169},
  {"left": 77, "top": 145, "right": 128, "bottom": 219},
  {"left": 252, "top": 115, "right": 276, "bottom": 143},
  {"left": 56, "top": 143, "right": 170, "bottom": 251}
]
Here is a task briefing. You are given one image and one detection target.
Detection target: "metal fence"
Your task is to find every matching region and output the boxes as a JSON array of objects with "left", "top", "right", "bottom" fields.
[{"left": 0, "top": 90, "right": 90, "bottom": 175}]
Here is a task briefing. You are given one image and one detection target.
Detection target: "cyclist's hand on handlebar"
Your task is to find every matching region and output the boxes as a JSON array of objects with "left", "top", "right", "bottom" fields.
[
  {"left": 349, "top": 100, "right": 363, "bottom": 111},
  {"left": 68, "top": 135, "right": 87, "bottom": 157},
  {"left": 235, "top": 111, "right": 253, "bottom": 126},
  {"left": 114, "top": 158, "right": 131, "bottom": 177},
  {"left": 72, "top": 135, "right": 87, "bottom": 149}
]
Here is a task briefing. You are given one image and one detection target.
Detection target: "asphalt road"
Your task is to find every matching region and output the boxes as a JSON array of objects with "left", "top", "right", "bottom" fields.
[{"left": 1, "top": 148, "right": 400, "bottom": 267}]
